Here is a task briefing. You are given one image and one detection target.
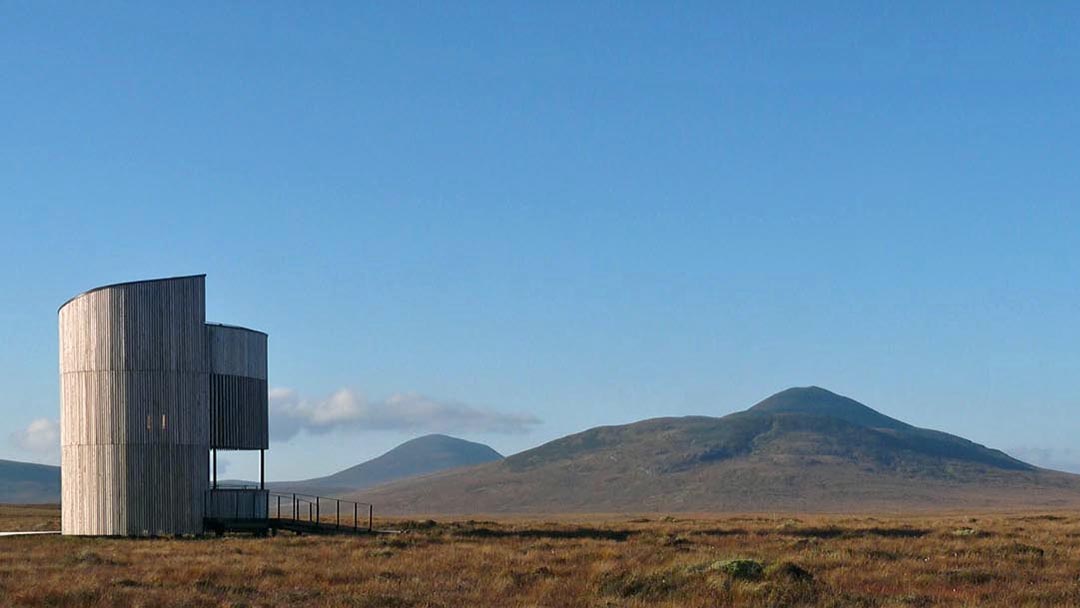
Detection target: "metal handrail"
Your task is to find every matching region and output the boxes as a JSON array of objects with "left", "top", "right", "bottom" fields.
[{"left": 203, "top": 488, "right": 374, "bottom": 533}]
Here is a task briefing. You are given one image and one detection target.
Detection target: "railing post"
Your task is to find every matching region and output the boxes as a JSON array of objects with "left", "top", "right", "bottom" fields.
[
  {"left": 277, "top": 495, "right": 281, "bottom": 519},
  {"left": 368, "top": 504, "right": 373, "bottom": 532},
  {"left": 316, "top": 497, "right": 320, "bottom": 525},
  {"left": 354, "top": 503, "right": 358, "bottom": 530},
  {"left": 336, "top": 499, "right": 340, "bottom": 529}
]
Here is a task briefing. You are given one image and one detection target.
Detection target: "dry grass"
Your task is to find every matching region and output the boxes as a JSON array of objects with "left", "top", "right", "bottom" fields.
[
  {"left": 3, "top": 505, "right": 1080, "bottom": 606},
  {"left": 0, "top": 504, "right": 61, "bottom": 532}
]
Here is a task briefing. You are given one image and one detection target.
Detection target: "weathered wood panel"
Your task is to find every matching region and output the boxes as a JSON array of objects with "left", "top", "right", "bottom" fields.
[
  {"left": 61, "top": 444, "right": 208, "bottom": 535},
  {"left": 58, "top": 277, "right": 208, "bottom": 374},
  {"left": 207, "top": 324, "right": 267, "bottom": 379},
  {"left": 205, "top": 489, "right": 268, "bottom": 520},
  {"left": 58, "top": 275, "right": 209, "bottom": 536},
  {"left": 59, "top": 371, "right": 208, "bottom": 446},
  {"left": 208, "top": 325, "right": 268, "bottom": 450}
]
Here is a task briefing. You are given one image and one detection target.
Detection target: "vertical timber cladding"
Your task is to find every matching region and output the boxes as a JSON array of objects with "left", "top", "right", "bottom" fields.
[
  {"left": 207, "top": 324, "right": 269, "bottom": 450},
  {"left": 58, "top": 275, "right": 209, "bottom": 536}
]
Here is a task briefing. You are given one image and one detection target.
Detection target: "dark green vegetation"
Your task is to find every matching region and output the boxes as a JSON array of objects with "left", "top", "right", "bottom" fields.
[
  {"left": 510, "top": 386, "right": 1027, "bottom": 473},
  {"left": 746, "top": 387, "right": 1027, "bottom": 470},
  {"left": 268, "top": 434, "right": 503, "bottom": 495},
  {"left": 351, "top": 387, "right": 1080, "bottom": 513},
  {"left": 0, "top": 459, "right": 59, "bottom": 504}
]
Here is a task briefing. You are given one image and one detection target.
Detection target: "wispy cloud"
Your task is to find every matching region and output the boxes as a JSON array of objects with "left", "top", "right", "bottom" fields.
[
  {"left": 9, "top": 418, "right": 60, "bottom": 462},
  {"left": 269, "top": 388, "right": 540, "bottom": 441},
  {"left": 1008, "top": 446, "right": 1080, "bottom": 474}
]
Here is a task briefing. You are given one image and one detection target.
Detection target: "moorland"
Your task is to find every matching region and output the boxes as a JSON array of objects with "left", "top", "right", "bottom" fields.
[{"left": 3, "top": 504, "right": 1080, "bottom": 607}]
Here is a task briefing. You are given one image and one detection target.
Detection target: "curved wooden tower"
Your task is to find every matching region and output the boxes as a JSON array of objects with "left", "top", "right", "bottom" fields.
[{"left": 59, "top": 275, "right": 210, "bottom": 536}]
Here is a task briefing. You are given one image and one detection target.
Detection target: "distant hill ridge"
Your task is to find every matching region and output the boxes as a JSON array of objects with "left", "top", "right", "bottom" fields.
[
  {"left": 743, "top": 386, "right": 1027, "bottom": 470},
  {"left": 350, "top": 387, "right": 1077, "bottom": 514},
  {"left": 749, "top": 386, "right": 913, "bottom": 430},
  {"left": 268, "top": 434, "right": 503, "bottom": 495},
  {"left": 0, "top": 435, "right": 503, "bottom": 504},
  {"left": 4, "top": 388, "right": 1075, "bottom": 512},
  {"left": 0, "top": 459, "right": 60, "bottom": 504}
]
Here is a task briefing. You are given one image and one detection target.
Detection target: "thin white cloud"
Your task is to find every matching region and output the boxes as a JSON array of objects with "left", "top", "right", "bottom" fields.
[
  {"left": 10, "top": 418, "right": 60, "bottom": 460},
  {"left": 269, "top": 387, "right": 540, "bottom": 441},
  {"left": 1008, "top": 446, "right": 1080, "bottom": 474}
]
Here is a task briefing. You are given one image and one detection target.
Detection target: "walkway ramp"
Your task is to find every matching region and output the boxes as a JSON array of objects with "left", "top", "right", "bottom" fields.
[{"left": 205, "top": 491, "right": 375, "bottom": 536}]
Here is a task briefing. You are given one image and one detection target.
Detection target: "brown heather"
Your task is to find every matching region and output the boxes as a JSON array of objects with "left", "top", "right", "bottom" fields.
[{"left": 3, "top": 504, "right": 1080, "bottom": 607}]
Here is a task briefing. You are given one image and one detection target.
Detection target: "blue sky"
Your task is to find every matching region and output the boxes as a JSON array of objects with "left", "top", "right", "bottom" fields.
[{"left": 3, "top": 3, "right": 1080, "bottom": 479}]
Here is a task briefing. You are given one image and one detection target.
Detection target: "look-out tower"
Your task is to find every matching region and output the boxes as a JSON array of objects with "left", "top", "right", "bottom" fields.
[{"left": 58, "top": 275, "right": 268, "bottom": 536}]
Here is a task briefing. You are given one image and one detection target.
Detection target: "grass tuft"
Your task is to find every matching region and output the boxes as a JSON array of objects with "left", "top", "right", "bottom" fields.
[
  {"left": 711, "top": 558, "right": 765, "bottom": 580},
  {"left": 766, "top": 560, "right": 813, "bottom": 582},
  {"left": 598, "top": 568, "right": 686, "bottom": 599}
]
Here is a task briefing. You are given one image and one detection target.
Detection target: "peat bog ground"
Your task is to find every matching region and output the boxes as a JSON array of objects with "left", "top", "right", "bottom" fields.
[{"left": 2, "top": 505, "right": 1079, "bottom": 606}]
